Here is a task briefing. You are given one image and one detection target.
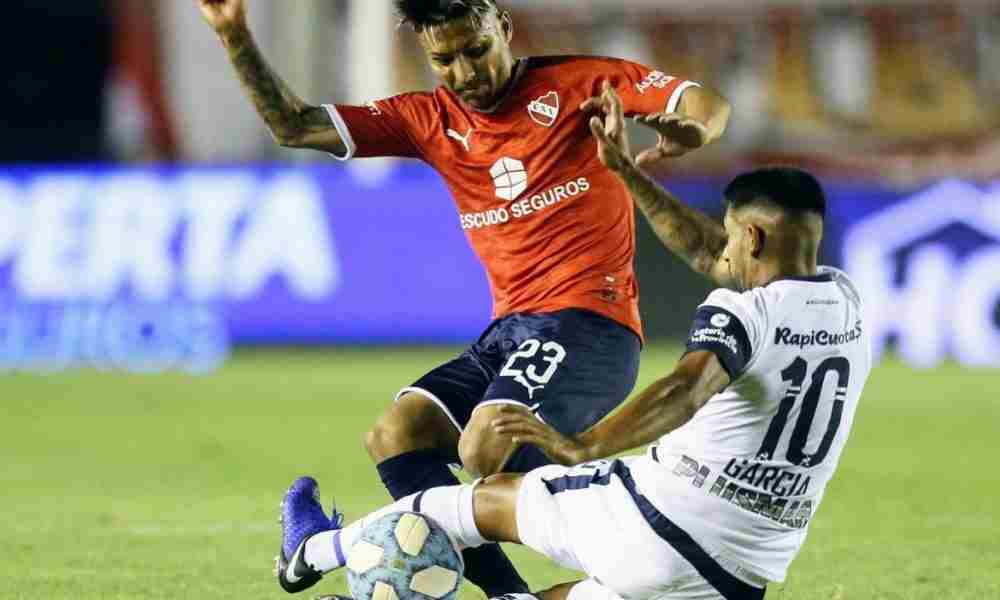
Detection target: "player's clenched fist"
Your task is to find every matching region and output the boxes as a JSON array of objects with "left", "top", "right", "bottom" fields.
[{"left": 196, "top": 0, "right": 247, "bottom": 34}]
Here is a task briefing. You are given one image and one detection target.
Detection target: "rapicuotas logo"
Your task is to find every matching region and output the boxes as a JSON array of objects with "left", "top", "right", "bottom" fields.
[{"left": 774, "top": 323, "right": 864, "bottom": 349}]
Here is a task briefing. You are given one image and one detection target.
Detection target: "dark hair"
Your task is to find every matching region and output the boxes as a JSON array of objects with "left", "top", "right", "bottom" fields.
[
  {"left": 394, "top": 0, "right": 498, "bottom": 31},
  {"left": 724, "top": 167, "right": 826, "bottom": 219}
]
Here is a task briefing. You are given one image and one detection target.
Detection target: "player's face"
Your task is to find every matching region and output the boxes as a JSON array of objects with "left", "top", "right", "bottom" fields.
[{"left": 418, "top": 11, "right": 515, "bottom": 110}]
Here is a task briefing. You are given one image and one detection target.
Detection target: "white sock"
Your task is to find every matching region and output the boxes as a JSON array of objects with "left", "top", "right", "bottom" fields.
[{"left": 303, "top": 484, "right": 487, "bottom": 574}]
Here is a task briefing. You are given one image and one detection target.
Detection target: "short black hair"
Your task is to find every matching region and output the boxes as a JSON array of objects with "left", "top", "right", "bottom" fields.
[
  {"left": 395, "top": 0, "right": 498, "bottom": 31},
  {"left": 724, "top": 167, "right": 826, "bottom": 219}
]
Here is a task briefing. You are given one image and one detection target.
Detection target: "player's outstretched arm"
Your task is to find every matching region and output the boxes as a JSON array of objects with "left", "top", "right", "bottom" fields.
[
  {"left": 196, "top": 0, "right": 345, "bottom": 153},
  {"left": 491, "top": 351, "right": 730, "bottom": 465},
  {"left": 587, "top": 83, "right": 730, "bottom": 285},
  {"left": 634, "top": 86, "right": 732, "bottom": 166}
]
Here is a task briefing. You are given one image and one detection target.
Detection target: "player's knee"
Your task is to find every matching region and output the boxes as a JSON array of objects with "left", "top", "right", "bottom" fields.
[
  {"left": 364, "top": 394, "right": 458, "bottom": 463},
  {"left": 471, "top": 473, "right": 523, "bottom": 542},
  {"left": 363, "top": 413, "right": 430, "bottom": 462},
  {"left": 458, "top": 429, "right": 501, "bottom": 478},
  {"left": 363, "top": 420, "right": 400, "bottom": 463},
  {"left": 459, "top": 413, "right": 515, "bottom": 478}
]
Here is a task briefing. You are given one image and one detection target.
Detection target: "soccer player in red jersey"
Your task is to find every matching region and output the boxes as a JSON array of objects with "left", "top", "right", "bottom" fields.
[{"left": 197, "top": 0, "right": 731, "bottom": 595}]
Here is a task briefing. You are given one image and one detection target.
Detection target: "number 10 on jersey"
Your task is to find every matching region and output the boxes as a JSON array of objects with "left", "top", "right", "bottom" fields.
[{"left": 757, "top": 356, "right": 851, "bottom": 467}]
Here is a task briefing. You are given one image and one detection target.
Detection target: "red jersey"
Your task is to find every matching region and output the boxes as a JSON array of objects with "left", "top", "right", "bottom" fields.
[{"left": 326, "top": 56, "right": 700, "bottom": 341}]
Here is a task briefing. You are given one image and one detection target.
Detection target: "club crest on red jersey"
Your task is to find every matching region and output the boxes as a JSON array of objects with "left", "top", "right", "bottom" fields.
[{"left": 528, "top": 91, "right": 560, "bottom": 127}]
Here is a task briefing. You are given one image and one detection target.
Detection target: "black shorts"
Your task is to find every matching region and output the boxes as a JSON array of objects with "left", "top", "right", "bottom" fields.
[{"left": 397, "top": 309, "right": 641, "bottom": 437}]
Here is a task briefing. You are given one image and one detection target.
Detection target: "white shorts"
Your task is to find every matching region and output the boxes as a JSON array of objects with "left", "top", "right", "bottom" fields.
[{"left": 515, "top": 458, "right": 767, "bottom": 600}]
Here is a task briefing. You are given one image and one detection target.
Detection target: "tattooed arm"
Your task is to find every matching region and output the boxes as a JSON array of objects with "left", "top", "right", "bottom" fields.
[
  {"left": 584, "top": 82, "right": 730, "bottom": 285},
  {"left": 197, "top": 0, "right": 345, "bottom": 153},
  {"left": 619, "top": 164, "right": 730, "bottom": 284}
]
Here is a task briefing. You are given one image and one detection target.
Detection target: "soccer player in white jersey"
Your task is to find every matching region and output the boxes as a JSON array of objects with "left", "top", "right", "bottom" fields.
[{"left": 279, "top": 87, "right": 872, "bottom": 600}]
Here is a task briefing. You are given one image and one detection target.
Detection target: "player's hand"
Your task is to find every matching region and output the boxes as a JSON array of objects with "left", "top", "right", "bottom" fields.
[
  {"left": 196, "top": 0, "right": 247, "bottom": 34},
  {"left": 580, "top": 81, "right": 635, "bottom": 174},
  {"left": 633, "top": 113, "right": 710, "bottom": 167},
  {"left": 491, "top": 406, "right": 591, "bottom": 466}
]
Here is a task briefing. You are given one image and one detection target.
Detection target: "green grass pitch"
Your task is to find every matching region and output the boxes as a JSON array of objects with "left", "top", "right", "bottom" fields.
[{"left": 3, "top": 346, "right": 999, "bottom": 599}]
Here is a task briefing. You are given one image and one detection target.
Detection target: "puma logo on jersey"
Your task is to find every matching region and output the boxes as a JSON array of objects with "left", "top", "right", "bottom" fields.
[
  {"left": 528, "top": 91, "right": 560, "bottom": 127},
  {"left": 446, "top": 127, "right": 474, "bottom": 151}
]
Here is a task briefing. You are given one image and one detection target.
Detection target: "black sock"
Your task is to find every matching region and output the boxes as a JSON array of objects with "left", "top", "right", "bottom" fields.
[
  {"left": 376, "top": 448, "right": 459, "bottom": 499},
  {"left": 460, "top": 544, "right": 530, "bottom": 596},
  {"left": 375, "top": 449, "right": 530, "bottom": 596}
]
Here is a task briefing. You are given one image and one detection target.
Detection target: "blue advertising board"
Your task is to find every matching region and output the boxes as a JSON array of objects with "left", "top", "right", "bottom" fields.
[
  {"left": 0, "top": 165, "right": 492, "bottom": 372},
  {"left": 0, "top": 164, "right": 997, "bottom": 371}
]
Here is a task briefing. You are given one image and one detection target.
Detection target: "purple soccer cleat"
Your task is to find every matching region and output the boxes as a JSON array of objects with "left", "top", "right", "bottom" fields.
[{"left": 275, "top": 476, "right": 343, "bottom": 594}]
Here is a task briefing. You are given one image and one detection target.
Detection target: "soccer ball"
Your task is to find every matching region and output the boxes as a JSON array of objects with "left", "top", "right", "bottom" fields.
[{"left": 347, "top": 512, "right": 464, "bottom": 600}]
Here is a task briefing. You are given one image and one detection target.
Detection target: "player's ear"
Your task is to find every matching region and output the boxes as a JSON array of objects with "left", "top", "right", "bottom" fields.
[{"left": 748, "top": 224, "right": 766, "bottom": 259}]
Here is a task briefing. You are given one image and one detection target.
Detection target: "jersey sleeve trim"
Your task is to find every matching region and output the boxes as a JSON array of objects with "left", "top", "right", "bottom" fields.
[
  {"left": 666, "top": 81, "right": 701, "bottom": 113},
  {"left": 685, "top": 305, "right": 753, "bottom": 380},
  {"left": 321, "top": 104, "right": 357, "bottom": 161}
]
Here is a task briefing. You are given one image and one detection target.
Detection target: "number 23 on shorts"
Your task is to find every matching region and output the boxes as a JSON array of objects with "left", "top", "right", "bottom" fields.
[{"left": 499, "top": 339, "right": 568, "bottom": 399}]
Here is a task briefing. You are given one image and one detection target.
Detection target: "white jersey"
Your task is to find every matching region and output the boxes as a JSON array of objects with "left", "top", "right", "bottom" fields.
[{"left": 632, "top": 266, "right": 872, "bottom": 582}]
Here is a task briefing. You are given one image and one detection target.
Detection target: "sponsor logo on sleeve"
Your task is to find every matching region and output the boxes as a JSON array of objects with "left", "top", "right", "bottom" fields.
[
  {"left": 710, "top": 313, "right": 732, "bottom": 328},
  {"left": 635, "top": 70, "right": 675, "bottom": 95},
  {"left": 690, "top": 311, "right": 741, "bottom": 356}
]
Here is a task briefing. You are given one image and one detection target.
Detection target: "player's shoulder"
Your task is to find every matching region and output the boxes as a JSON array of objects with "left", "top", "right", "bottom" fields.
[
  {"left": 389, "top": 90, "right": 442, "bottom": 109},
  {"left": 526, "top": 54, "right": 642, "bottom": 70},
  {"left": 369, "top": 90, "right": 443, "bottom": 119},
  {"left": 524, "top": 54, "right": 653, "bottom": 82},
  {"left": 368, "top": 90, "right": 452, "bottom": 134},
  {"left": 764, "top": 267, "right": 864, "bottom": 308},
  {"left": 701, "top": 287, "right": 767, "bottom": 324}
]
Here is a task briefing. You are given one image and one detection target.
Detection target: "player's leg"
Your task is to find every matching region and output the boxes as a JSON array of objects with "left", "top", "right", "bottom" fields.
[
  {"left": 363, "top": 340, "right": 530, "bottom": 596},
  {"left": 459, "top": 309, "right": 641, "bottom": 477},
  {"left": 458, "top": 403, "right": 527, "bottom": 477},
  {"left": 364, "top": 391, "right": 461, "bottom": 500},
  {"left": 285, "top": 463, "right": 679, "bottom": 599},
  {"left": 286, "top": 473, "right": 523, "bottom": 584},
  {"left": 287, "top": 460, "right": 661, "bottom": 596},
  {"left": 290, "top": 458, "right": 752, "bottom": 599}
]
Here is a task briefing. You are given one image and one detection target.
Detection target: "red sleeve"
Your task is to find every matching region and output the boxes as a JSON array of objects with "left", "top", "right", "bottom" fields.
[
  {"left": 323, "top": 92, "right": 438, "bottom": 161},
  {"left": 600, "top": 59, "right": 701, "bottom": 117}
]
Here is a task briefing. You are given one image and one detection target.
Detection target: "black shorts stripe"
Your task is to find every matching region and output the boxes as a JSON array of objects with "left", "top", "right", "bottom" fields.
[
  {"left": 543, "top": 460, "right": 766, "bottom": 600},
  {"left": 542, "top": 470, "right": 614, "bottom": 495}
]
